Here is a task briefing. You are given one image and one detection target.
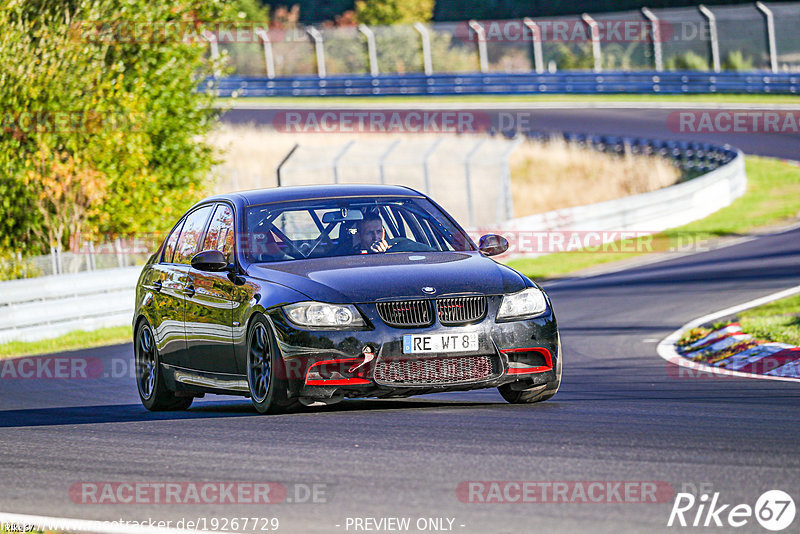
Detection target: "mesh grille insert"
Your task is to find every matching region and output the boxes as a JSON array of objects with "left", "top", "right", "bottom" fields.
[{"left": 374, "top": 355, "right": 495, "bottom": 385}]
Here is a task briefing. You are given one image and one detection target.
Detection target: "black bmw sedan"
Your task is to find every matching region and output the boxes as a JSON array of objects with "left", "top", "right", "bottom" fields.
[{"left": 133, "top": 184, "right": 561, "bottom": 413}]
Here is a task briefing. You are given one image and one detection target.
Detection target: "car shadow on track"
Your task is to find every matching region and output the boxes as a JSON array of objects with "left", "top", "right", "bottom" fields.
[{"left": 0, "top": 398, "right": 514, "bottom": 428}]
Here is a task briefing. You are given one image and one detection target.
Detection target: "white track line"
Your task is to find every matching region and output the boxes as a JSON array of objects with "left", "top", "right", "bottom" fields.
[
  {"left": 656, "top": 285, "right": 800, "bottom": 383},
  {"left": 0, "top": 512, "right": 232, "bottom": 534}
]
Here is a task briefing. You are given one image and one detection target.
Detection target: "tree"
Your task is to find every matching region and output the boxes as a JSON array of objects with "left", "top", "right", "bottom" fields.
[
  {"left": 355, "top": 0, "right": 434, "bottom": 26},
  {"left": 0, "top": 0, "right": 244, "bottom": 254},
  {"left": 24, "top": 145, "right": 106, "bottom": 249}
]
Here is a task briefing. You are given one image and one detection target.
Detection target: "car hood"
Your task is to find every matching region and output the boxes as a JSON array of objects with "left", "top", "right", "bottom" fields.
[{"left": 247, "top": 252, "right": 528, "bottom": 303}]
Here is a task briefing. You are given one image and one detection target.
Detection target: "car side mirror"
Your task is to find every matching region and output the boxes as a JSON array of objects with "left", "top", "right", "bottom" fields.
[
  {"left": 191, "top": 250, "right": 229, "bottom": 272},
  {"left": 478, "top": 234, "right": 509, "bottom": 257}
]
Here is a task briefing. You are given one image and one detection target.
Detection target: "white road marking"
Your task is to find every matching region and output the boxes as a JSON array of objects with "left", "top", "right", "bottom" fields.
[
  {"left": 656, "top": 284, "right": 800, "bottom": 383},
  {"left": 0, "top": 512, "right": 233, "bottom": 534}
]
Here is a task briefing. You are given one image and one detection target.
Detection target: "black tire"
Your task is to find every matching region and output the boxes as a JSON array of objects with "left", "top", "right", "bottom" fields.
[
  {"left": 246, "top": 315, "right": 293, "bottom": 414},
  {"left": 499, "top": 347, "right": 562, "bottom": 404},
  {"left": 135, "top": 320, "right": 193, "bottom": 411}
]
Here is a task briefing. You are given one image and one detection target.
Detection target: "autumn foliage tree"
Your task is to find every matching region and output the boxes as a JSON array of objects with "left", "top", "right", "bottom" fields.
[
  {"left": 25, "top": 146, "right": 106, "bottom": 250},
  {"left": 0, "top": 0, "right": 247, "bottom": 256}
]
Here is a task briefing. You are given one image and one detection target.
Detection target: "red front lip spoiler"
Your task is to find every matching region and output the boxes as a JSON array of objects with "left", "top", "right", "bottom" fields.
[
  {"left": 501, "top": 347, "right": 553, "bottom": 375},
  {"left": 305, "top": 358, "right": 371, "bottom": 386},
  {"left": 304, "top": 347, "right": 554, "bottom": 386}
]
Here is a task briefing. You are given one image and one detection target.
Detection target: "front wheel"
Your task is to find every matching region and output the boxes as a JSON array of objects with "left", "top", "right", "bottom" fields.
[
  {"left": 247, "top": 315, "right": 293, "bottom": 414},
  {"left": 135, "top": 320, "right": 192, "bottom": 411}
]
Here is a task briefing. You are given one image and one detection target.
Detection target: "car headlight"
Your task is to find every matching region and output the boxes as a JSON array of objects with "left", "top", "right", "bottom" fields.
[
  {"left": 283, "top": 302, "right": 366, "bottom": 328},
  {"left": 497, "top": 287, "right": 547, "bottom": 320}
]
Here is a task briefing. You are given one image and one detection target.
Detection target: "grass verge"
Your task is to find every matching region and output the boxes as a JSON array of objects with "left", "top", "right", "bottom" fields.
[
  {"left": 507, "top": 156, "right": 800, "bottom": 279},
  {"left": 738, "top": 294, "right": 800, "bottom": 346},
  {"left": 219, "top": 93, "right": 800, "bottom": 106},
  {"left": 678, "top": 293, "right": 800, "bottom": 349},
  {"left": 0, "top": 326, "right": 131, "bottom": 359}
]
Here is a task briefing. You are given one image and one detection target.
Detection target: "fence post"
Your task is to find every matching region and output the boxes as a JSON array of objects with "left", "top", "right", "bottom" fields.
[
  {"left": 114, "top": 238, "right": 124, "bottom": 268},
  {"left": 414, "top": 22, "right": 433, "bottom": 75},
  {"left": 523, "top": 18, "right": 545, "bottom": 74},
  {"left": 306, "top": 26, "right": 327, "bottom": 78},
  {"left": 581, "top": 14, "right": 603, "bottom": 73},
  {"left": 755, "top": 2, "right": 779, "bottom": 74},
  {"left": 500, "top": 137, "right": 523, "bottom": 221},
  {"left": 464, "top": 138, "right": 487, "bottom": 227},
  {"left": 332, "top": 141, "right": 355, "bottom": 184},
  {"left": 468, "top": 20, "right": 489, "bottom": 73},
  {"left": 50, "top": 246, "right": 58, "bottom": 275},
  {"left": 641, "top": 7, "right": 663, "bottom": 72},
  {"left": 358, "top": 24, "right": 379, "bottom": 76},
  {"left": 87, "top": 241, "right": 96, "bottom": 271},
  {"left": 422, "top": 138, "right": 444, "bottom": 194},
  {"left": 254, "top": 28, "right": 276, "bottom": 79},
  {"left": 698, "top": 5, "right": 721, "bottom": 73},
  {"left": 276, "top": 143, "right": 299, "bottom": 187},
  {"left": 202, "top": 30, "right": 221, "bottom": 79},
  {"left": 379, "top": 139, "right": 401, "bottom": 184}
]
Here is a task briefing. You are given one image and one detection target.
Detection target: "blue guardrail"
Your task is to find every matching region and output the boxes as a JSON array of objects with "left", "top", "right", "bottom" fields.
[{"left": 209, "top": 71, "right": 799, "bottom": 98}]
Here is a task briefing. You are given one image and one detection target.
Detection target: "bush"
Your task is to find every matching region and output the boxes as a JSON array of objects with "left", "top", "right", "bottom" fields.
[
  {"left": 0, "top": 0, "right": 245, "bottom": 256},
  {"left": 0, "top": 251, "right": 41, "bottom": 281},
  {"left": 665, "top": 50, "right": 710, "bottom": 71},
  {"left": 722, "top": 50, "right": 754, "bottom": 71},
  {"left": 546, "top": 43, "right": 594, "bottom": 70},
  {"left": 355, "top": 0, "right": 434, "bottom": 26}
]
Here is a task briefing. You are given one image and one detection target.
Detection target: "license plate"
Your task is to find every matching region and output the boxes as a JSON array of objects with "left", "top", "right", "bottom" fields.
[{"left": 403, "top": 333, "right": 479, "bottom": 354}]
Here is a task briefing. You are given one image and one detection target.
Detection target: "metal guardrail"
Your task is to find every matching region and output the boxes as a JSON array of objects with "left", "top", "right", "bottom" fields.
[
  {"left": 0, "top": 133, "right": 744, "bottom": 344},
  {"left": 0, "top": 267, "right": 141, "bottom": 344},
  {"left": 209, "top": 71, "right": 800, "bottom": 97}
]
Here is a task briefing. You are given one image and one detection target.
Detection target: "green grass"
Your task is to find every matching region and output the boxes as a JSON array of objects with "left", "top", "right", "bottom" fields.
[
  {"left": 218, "top": 93, "right": 800, "bottom": 106},
  {"left": 738, "top": 294, "right": 800, "bottom": 345},
  {"left": 507, "top": 156, "right": 800, "bottom": 279},
  {"left": 0, "top": 326, "right": 132, "bottom": 359}
]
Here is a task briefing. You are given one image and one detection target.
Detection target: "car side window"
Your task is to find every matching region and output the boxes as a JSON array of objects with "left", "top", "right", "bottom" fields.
[
  {"left": 162, "top": 220, "right": 185, "bottom": 264},
  {"left": 174, "top": 205, "right": 213, "bottom": 265},
  {"left": 203, "top": 204, "right": 235, "bottom": 263}
]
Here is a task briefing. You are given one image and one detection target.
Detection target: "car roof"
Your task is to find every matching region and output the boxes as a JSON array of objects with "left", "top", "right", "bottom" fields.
[{"left": 202, "top": 184, "right": 425, "bottom": 208}]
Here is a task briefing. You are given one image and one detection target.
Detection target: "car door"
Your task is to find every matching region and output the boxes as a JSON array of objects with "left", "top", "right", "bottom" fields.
[
  {"left": 170, "top": 204, "right": 215, "bottom": 369},
  {"left": 147, "top": 218, "right": 190, "bottom": 367},
  {"left": 183, "top": 203, "right": 239, "bottom": 375}
]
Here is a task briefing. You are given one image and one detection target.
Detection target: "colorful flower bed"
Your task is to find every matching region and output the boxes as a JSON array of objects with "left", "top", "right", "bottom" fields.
[{"left": 677, "top": 322, "right": 800, "bottom": 378}]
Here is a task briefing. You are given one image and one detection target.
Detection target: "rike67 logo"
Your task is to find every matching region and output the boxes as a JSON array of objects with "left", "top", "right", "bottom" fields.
[{"left": 668, "top": 490, "right": 796, "bottom": 531}]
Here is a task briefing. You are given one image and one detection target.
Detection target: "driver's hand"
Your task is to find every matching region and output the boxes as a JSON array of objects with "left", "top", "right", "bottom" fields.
[{"left": 369, "top": 239, "right": 390, "bottom": 253}]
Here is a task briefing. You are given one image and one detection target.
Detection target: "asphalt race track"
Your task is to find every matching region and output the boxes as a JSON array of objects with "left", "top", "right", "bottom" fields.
[
  {"left": 220, "top": 104, "right": 800, "bottom": 161},
  {"left": 0, "top": 106, "right": 799, "bottom": 534}
]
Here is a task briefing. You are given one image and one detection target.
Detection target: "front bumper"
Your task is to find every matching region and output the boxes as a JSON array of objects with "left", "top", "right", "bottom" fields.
[{"left": 267, "top": 298, "right": 559, "bottom": 400}]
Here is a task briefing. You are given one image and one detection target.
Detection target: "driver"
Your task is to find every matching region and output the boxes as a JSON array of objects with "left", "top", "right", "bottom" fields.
[{"left": 354, "top": 214, "right": 392, "bottom": 254}]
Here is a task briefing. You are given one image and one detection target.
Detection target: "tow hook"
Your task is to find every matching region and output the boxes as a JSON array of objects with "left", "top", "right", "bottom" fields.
[{"left": 349, "top": 346, "right": 375, "bottom": 373}]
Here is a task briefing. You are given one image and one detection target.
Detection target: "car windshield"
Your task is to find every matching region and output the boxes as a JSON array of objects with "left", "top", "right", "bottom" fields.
[{"left": 244, "top": 196, "right": 475, "bottom": 263}]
